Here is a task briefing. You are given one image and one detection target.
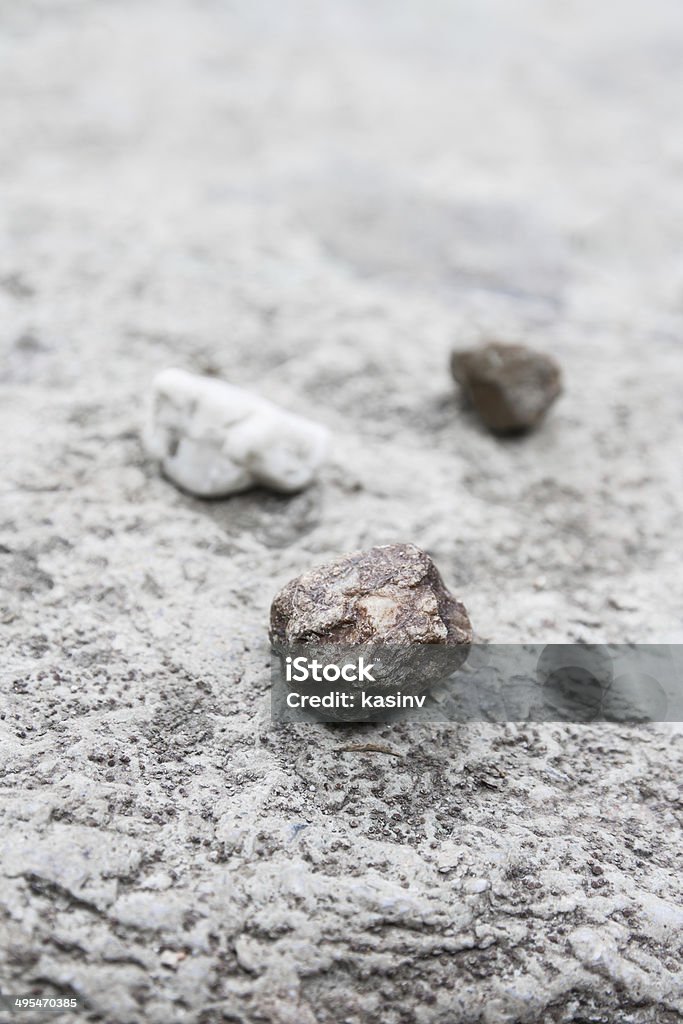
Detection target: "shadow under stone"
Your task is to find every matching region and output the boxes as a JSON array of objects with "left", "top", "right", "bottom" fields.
[{"left": 178, "top": 484, "right": 323, "bottom": 549}]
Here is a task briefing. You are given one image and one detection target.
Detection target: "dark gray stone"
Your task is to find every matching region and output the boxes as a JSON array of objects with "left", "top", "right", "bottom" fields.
[
  {"left": 270, "top": 543, "right": 472, "bottom": 706},
  {"left": 451, "top": 342, "right": 562, "bottom": 434},
  {"left": 270, "top": 543, "right": 472, "bottom": 649}
]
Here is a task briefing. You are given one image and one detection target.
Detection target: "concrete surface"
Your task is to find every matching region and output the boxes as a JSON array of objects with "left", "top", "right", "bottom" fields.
[{"left": 1, "top": 1, "right": 683, "bottom": 1021}]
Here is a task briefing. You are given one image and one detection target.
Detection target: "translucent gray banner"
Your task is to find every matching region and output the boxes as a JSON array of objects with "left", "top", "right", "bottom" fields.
[{"left": 270, "top": 644, "right": 683, "bottom": 723}]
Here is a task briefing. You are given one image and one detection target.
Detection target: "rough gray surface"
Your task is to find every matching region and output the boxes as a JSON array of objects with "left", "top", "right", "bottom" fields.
[{"left": 1, "top": 2, "right": 683, "bottom": 1022}]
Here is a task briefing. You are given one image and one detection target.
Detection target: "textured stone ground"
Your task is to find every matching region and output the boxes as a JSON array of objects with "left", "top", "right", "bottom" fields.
[{"left": 1, "top": 1, "right": 683, "bottom": 1022}]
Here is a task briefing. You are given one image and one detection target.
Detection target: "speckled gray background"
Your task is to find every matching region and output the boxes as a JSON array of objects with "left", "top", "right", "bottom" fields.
[{"left": 1, "top": 1, "right": 683, "bottom": 1022}]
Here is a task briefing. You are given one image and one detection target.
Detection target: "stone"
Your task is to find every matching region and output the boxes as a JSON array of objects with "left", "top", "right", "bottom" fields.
[
  {"left": 270, "top": 543, "right": 472, "bottom": 708},
  {"left": 270, "top": 543, "right": 472, "bottom": 648},
  {"left": 451, "top": 342, "right": 562, "bottom": 434},
  {"left": 143, "top": 368, "right": 329, "bottom": 497}
]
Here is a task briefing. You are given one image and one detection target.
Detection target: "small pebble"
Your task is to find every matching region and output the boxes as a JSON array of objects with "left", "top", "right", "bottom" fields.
[
  {"left": 271, "top": 543, "right": 471, "bottom": 647},
  {"left": 144, "top": 368, "right": 329, "bottom": 497},
  {"left": 464, "top": 878, "right": 491, "bottom": 894},
  {"left": 270, "top": 543, "right": 472, "bottom": 699},
  {"left": 451, "top": 341, "right": 562, "bottom": 434}
]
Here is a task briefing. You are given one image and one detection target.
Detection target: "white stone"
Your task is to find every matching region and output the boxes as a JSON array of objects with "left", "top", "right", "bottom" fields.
[{"left": 144, "top": 368, "right": 329, "bottom": 497}]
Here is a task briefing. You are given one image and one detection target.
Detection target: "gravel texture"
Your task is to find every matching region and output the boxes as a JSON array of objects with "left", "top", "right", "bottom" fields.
[{"left": 1, "top": 2, "right": 683, "bottom": 1023}]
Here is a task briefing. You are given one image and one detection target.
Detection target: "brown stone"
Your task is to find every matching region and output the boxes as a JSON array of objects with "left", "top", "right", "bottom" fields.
[
  {"left": 270, "top": 543, "right": 472, "bottom": 706},
  {"left": 451, "top": 342, "right": 562, "bottom": 434},
  {"left": 270, "top": 543, "right": 471, "bottom": 647}
]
